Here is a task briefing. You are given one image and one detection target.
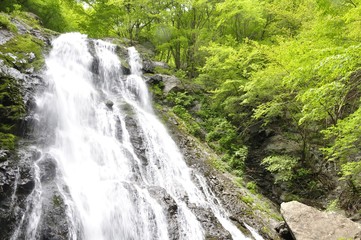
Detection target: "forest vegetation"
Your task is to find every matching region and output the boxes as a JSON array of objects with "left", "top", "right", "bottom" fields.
[{"left": 1, "top": 0, "right": 360, "bottom": 215}]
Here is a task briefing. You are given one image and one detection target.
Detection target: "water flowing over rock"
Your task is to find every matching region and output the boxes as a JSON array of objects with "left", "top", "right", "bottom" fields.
[
  {"left": 8, "top": 33, "right": 265, "bottom": 239},
  {"left": 281, "top": 201, "right": 361, "bottom": 240}
]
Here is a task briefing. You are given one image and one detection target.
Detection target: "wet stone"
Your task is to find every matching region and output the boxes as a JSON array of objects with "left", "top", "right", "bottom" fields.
[
  {"left": 148, "top": 186, "right": 179, "bottom": 240},
  {"left": 38, "top": 156, "right": 57, "bottom": 183},
  {"left": 125, "top": 114, "right": 148, "bottom": 166},
  {"left": 105, "top": 100, "right": 114, "bottom": 109},
  {"left": 115, "top": 116, "right": 123, "bottom": 140}
]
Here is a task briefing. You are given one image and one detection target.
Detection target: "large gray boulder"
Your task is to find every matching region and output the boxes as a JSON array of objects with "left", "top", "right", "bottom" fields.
[{"left": 281, "top": 201, "right": 361, "bottom": 240}]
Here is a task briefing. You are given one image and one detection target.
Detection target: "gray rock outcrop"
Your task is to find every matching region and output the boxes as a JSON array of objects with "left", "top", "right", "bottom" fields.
[
  {"left": 142, "top": 59, "right": 169, "bottom": 73},
  {"left": 281, "top": 201, "right": 361, "bottom": 240},
  {"left": 146, "top": 74, "right": 184, "bottom": 94}
]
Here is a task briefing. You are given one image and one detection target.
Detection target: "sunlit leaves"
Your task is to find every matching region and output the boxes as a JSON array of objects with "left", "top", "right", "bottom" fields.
[
  {"left": 215, "top": 0, "right": 266, "bottom": 40},
  {"left": 261, "top": 155, "right": 299, "bottom": 183}
]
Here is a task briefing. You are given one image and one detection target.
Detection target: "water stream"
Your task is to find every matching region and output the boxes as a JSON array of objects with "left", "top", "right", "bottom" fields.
[{"left": 12, "top": 33, "right": 262, "bottom": 240}]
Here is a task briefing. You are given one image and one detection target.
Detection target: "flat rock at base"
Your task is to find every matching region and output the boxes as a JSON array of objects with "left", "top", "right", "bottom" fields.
[{"left": 281, "top": 201, "right": 361, "bottom": 240}]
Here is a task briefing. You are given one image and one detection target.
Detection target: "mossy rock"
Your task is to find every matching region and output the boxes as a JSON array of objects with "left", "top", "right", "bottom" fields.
[
  {"left": 0, "top": 13, "right": 17, "bottom": 33},
  {"left": 0, "top": 33, "right": 44, "bottom": 71},
  {"left": 0, "top": 76, "right": 25, "bottom": 150},
  {"left": 0, "top": 77, "right": 26, "bottom": 121},
  {"left": 13, "top": 12, "right": 42, "bottom": 30},
  {"left": 0, "top": 132, "right": 16, "bottom": 150}
]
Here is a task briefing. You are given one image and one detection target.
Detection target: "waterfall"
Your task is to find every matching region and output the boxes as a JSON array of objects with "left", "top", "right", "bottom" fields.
[{"left": 12, "top": 33, "right": 262, "bottom": 240}]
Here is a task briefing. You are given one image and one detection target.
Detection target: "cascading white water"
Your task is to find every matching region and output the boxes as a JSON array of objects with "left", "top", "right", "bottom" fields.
[{"left": 15, "top": 33, "right": 263, "bottom": 240}]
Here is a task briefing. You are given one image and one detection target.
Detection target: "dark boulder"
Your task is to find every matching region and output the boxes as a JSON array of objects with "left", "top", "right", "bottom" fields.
[
  {"left": 105, "top": 100, "right": 114, "bottom": 109},
  {"left": 274, "top": 221, "right": 294, "bottom": 240}
]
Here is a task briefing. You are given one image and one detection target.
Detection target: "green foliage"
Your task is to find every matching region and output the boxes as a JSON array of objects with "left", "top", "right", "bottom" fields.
[
  {"left": 0, "top": 133, "right": 16, "bottom": 150},
  {"left": 0, "top": 0, "right": 85, "bottom": 32},
  {"left": 0, "top": 77, "right": 26, "bottom": 121},
  {"left": 0, "top": 76, "right": 25, "bottom": 151},
  {"left": 206, "top": 119, "right": 238, "bottom": 152},
  {"left": 209, "top": 156, "right": 228, "bottom": 172},
  {"left": 261, "top": 155, "right": 299, "bottom": 183},
  {"left": 165, "top": 91, "right": 202, "bottom": 137},
  {"left": 322, "top": 107, "right": 361, "bottom": 185},
  {"left": 240, "top": 194, "right": 254, "bottom": 205},
  {"left": 246, "top": 181, "right": 258, "bottom": 193},
  {"left": 326, "top": 199, "right": 340, "bottom": 212},
  {"left": 149, "top": 83, "right": 163, "bottom": 98},
  {"left": 229, "top": 146, "right": 248, "bottom": 170},
  {"left": 166, "top": 92, "right": 195, "bottom": 108},
  {"left": 0, "top": 13, "right": 17, "bottom": 32},
  {"left": 215, "top": 0, "right": 266, "bottom": 41},
  {"left": 171, "top": 105, "right": 202, "bottom": 136}
]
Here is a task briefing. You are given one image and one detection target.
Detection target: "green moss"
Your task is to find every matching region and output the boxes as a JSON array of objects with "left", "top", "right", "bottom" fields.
[
  {"left": 154, "top": 66, "right": 172, "bottom": 75},
  {"left": 0, "top": 77, "right": 26, "bottom": 121},
  {"left": 0, "top": 132, "right": 16, "bottom": 150},
  {"left": 326, "top": 199, "right": 340, "bottom": 212},
  {"left": 246, "top": 181, "right": 258, "bottom": 194},
  {"left": 0, "top": 77, "right": 25, "bottom": 150},
  {"left": 0, "top": 34, "right": 44, "bottom": 71},
  {"left": 170, "top": 105, "right": 202, "bottom": 137},
  {"left": 52, "top": 194, "right": 64, "bottom": 207},
  {"left": 12, "top": 11, "right": 41, "bottom": 30},
  {"left": 149, "top": 83, "right": 164, "bottom": 98},
  {"left": 253, "top": 198, "right": 283, "bottom": 221},
  {"left": 208, "top": 156, "right": 228, "bottom": 172},
  {"left": 0, "top": 13, "right": 17, "bottom": 33},
  {"left": 120, "top": 59, "right": 130, "bottom": 72},
  {"left": 241, "top": 194, "right": 255, "bottom": 205}
]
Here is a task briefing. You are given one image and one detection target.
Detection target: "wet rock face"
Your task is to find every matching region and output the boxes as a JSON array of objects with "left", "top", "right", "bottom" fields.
[
  {"left": 148, "top": 186, "right": 179, "bottom": 239},
  {"left": 12, "top": 152, "right": 71, "bottom": 240},
  {"left": 281, "top": 201, "right": 361, "bottom": 240},
  {"left": 147, "top": 186, "right": 232, "bottom": 240},
  {"left": 189, "top": 205, "right": 232, "bottom": 240},
  {"left": 0, "top": 150, "right": 35, "bottom": 240},
  {"left": 125, "top": 112, "right": 148, "bottom": 166},
  {"left": 38, "top": 155, "right": 57, "bottom": 183},
  {"left": 115, "top": 116, "right": 123, "bottom": 141},
  {"left": 37, "top": 183, "right": 71, "bottom": 240}
]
